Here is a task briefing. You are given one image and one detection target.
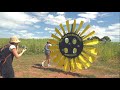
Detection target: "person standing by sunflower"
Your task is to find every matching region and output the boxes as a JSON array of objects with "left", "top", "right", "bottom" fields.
[{"left": 42, "top": 41, "right": 52, "bottom": 67}]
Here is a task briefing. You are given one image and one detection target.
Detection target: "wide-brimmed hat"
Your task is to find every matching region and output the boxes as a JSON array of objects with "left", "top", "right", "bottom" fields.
[{"left": 9, "top": 36, "right": 21, "bottom": 43}]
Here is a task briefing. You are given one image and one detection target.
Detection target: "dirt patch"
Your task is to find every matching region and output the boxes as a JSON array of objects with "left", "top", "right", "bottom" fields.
[
  {"left": 15, "top": 67, "right": 119, "bottom": 78},
  {"left": 13, "top": 54, "right": 119, "bottom": 78},
  {"left": 15, "top": 72, "right": 24, "bottom": 77}
]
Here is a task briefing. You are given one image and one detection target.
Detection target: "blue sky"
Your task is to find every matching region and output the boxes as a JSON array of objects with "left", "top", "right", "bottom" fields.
[{"left": 0, "top": 12, "right": 119, "bottom": 42}]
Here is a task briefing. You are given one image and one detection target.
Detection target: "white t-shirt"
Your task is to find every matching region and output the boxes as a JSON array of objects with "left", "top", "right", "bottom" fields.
[
  {"left": 45, "top": 44, "right": 52, "bottom": 51},
  {"left": 9, "top": 45, "right": 16, "bottom": 52},
  {"left": 48, "top": 44, "right": 52, "bottom": 47}
]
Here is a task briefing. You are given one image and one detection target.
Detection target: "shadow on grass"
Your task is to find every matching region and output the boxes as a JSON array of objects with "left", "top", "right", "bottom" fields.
[{"left": 32, "top": 64, "right": 96, "bottom": 78}]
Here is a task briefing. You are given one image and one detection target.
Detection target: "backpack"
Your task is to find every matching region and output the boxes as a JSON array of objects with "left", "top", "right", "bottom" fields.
[
  {"left": 0, "top": 44, "right": 12, "bottom": 64},
  {"left": 0, "top": 44, "right": 13, "bottom": 76}
]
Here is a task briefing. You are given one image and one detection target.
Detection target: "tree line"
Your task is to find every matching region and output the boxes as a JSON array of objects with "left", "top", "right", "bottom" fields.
[{"left": 88, "top": 36, "right": 111, "bottom": 42}]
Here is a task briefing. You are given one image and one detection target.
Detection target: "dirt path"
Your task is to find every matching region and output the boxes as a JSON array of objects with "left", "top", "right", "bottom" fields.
[
  {"left": 15, "top": 64, "right": 119, "bottom": 78},
  {"left": 13, "top": 55, "right": 119, "bottom": 78}
]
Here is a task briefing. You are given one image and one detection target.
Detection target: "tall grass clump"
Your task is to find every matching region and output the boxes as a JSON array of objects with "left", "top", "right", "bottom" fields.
[
  {"left": 96, "top": 42, "right": 120, "bottom": 62},
  {"left": 0, "top": 38, "right": 9, "bottom": 47}
]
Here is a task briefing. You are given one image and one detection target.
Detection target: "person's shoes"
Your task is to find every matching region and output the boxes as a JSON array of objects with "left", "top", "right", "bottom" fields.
[{"left": 42, "top": 62, "right": 45, "bottom": 67}]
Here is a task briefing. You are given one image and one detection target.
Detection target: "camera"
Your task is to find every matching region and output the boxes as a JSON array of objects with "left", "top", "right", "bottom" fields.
[{"left": 22, "top": 45, "right": 27, "bottom": 49}]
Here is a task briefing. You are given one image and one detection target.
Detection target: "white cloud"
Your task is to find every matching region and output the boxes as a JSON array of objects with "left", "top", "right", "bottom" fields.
[
  {"left": 90, "top": 23, "right": 120, "bottom": 42},
  {"left": 0, "top": 29, "right": 27, "bottom": 38},
  {"left": 0, "top": 12, "right": 40, "bottom": 24},
  {"left": 105, "top": 24, "right": 120, "bottom": 40},
  {"left": 36, "top": 32, "right": 43, "bottom": 34},
  {"left": 108, "top": 23, "right": 120, "bottom": 30},
  {"left": 0, "top": 19, "right": 21, "bottom": 29},
  {"left": 7, "top": 29, "right": 35, "bottom": 39},
  {"left": 0, "top": 12, "right": 40, "bottom": 29},
  {"left": 34, "top": 25, "right": 41, "bottom": 29},
  {"left": 25, "top": 17, "right": 39, "bottom": 24},
  {"left": 76, "top": 12, "right": 99, "bottom": 24},
  {"left": 97, "top": 20, "right": 104, "bottom": 23},
  {"left": 44, "top": 27, "right": 55, "bottom": 34},
  {"left": 32, "top": 12, "right": 49, "bottom": 17},
  {"left": 90, "top": 25, "right": 106, "bottom": 38},
  {"left": 32, "top": 12, "right": 49, "bottom": 21},
  {"left": 98, "top": 13, "right": 109, "bottom": 17},
  {"left": 9, "top": 32, "right": 16, "bottom": 36},
  {"left": 76, "top": 18, "right": 89, "bottom": 24},
  {"left": 0, "top": 32, "right": 16, "bottom": 38},
  {"left": 44, "top": 27, "right": 54, "bottom": 31},
  {"left": 78, "top": 12, "right": 99, "bottom": 20},
  {"left": 57, "top": 12, "right": 65, "bottom": 15},
  {"left": 49, "top": 31, "right": 55, "bottom": 34},
  {"left": 19, "top": 30, "right": 28, "bottom": 33},
  {"left": 77, "top": 12, "right": 109, "bottom": 23},
  {"left": 44, "top": 14, "right": 67, "bottom": 25}
]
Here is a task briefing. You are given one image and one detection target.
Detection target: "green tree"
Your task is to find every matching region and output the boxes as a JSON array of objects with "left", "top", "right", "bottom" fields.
[
  {"left": 91, "top": 36, "right": 101, "bottom": 41},
  {"left": 101, "top": 36, "right": 111, "bottom": 42}
]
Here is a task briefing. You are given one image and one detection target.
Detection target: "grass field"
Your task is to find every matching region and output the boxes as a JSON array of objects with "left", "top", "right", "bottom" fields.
[{"left": 0, "top": 38, "right": 120, "bottom": 78}]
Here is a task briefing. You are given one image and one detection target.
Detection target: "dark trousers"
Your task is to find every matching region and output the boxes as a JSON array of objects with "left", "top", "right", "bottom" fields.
[{"left": 0, "top": 61, "right": 14, "bottom": 78}]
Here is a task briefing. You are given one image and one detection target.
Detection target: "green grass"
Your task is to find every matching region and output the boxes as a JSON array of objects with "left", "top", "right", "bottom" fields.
[
  {"left": 94, "top": 42, "right": 120, "bottom": 71},
  {"left": 0, "top": 38, "right": 48, "bottom": 55},
  {"left": 96, "top": 42, "right": 120, "bottom": 62}
]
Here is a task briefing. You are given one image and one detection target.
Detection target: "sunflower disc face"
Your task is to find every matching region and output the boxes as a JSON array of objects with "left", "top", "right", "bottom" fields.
[{"left": 59, "top": 33, "right": 83, "bottom": 58}]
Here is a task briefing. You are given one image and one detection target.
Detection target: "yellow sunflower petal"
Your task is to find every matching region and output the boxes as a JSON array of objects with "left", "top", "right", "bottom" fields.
[
  {"left": 71, "top": 20, "right": 76, "bottom": 33},
  {"left": 64, "top": 58, "right": 70, "bottom": 71},
  {"left": 52, "top": 54, "right": 62, "bottom": 63},
  {"left": 55, "top": 28, "right": 63, "bottom": 37},
  {"left": 66, "top": 20, "right": 70, "bottom": 33},
  {"left": 83, "top": 31, "right": 95, "bottom": 40},
  {"left": 70, "top": 58, "right": 76, "bottom": 71},
  {"left": 59, "top": 23, "right": 66, "bottom": 34},
  {"left": 81, "top": 51, "right": 95, "bottom": 63},
  {"left": 75, "top": 58, "right": 83, "bottom": 70},
  {"left": 78, "top": 55, "right": 91, "bottom": 68},
  {"left": 49, "top": 45, "right": 59, "bottom": 50},
  {"left": 75, "top": 21, "right": 84, "bottom": 34},
  {"left": 50, "top": 50, "right": 60, "bottom": 57},
  {"left": 49, "top": 39, "right": 59, "bottom": 45},
  {"left": 83, "top": 47, "right": 97, "bottom": 55},
  {"left": 83, "top": 39, "right": 99, "bottom": 45},
  {"left": 51, "top": 34, "right": 61, "bottom": 41},
  {"left": 80, "top": 25, "right": 90, "bottom": 36},
  {"left": 57, "top": 56, "right": 65, "bottom": 67}
]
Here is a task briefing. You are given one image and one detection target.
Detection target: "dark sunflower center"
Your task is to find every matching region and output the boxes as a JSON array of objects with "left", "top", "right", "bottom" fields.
[{"left": 59, "top": 33, "right": 83, "bottom": 58}]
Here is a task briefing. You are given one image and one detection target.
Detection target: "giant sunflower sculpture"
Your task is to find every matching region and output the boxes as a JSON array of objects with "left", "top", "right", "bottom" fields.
[{"left": 49, "top": 20, "right": 99, "bottom": 71}]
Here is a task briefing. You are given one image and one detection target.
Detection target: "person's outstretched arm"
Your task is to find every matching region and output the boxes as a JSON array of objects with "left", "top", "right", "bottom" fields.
[{"left": 12, "top": 48, "right": 26, "bottom": 59}]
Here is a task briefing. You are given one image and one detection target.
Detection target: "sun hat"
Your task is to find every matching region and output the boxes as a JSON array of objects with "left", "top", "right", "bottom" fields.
[{"left": 9, "top": 36, "right": 20, "bottom": 43}]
